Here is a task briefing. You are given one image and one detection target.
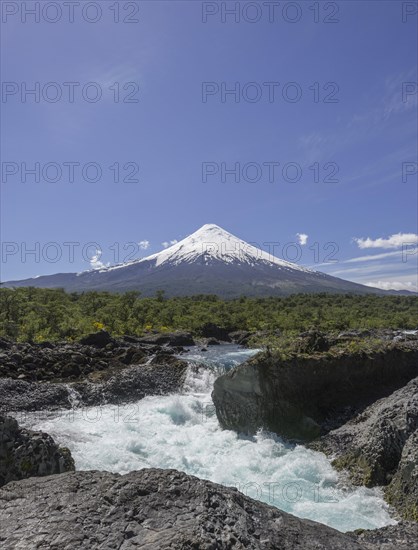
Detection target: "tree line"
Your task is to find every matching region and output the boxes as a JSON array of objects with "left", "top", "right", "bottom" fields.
[{"left": 0, "top": 287, "right": 417, "bottom": 342}]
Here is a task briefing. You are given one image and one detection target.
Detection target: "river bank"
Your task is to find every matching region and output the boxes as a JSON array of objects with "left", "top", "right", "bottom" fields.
[{"left": 1, "top": 331, "right": 417, "bottom": 547}]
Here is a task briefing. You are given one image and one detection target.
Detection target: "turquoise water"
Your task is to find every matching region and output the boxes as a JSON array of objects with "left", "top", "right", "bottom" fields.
[{"left": 21, "top": 345, "right": 396, "bottom": 533}]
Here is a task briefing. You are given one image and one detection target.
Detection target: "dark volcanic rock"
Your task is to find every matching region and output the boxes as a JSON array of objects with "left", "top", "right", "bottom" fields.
[
  {"left": 0, "top": 468, "right": 365, "bottom": 550},
  {"left": 311, "top": 378, "right": 418, "bottom": 488},
  {"left": 355, "top": 521, "right": 418, "bottom": 549},
  {"left": 0, "top": 414, "right": 74, "bottom": 487},
  {"left": 206, "top": 337, "right": 221, "bottom": 346},
  {"left": 212, "top": 342, "right": 418, "bottom": 441},
  {"left": 0, "top": 377, "right": 73, "bottom": 412},
  {"left": 0, "top": 337, "right": 182, "bottom": 383},
  {"left": 199, "top": 322, "right": 232, "bottom": 342},
  {"left": 74, "top": 360, "right": 188, "bottom": 406},
  {"left": 385, "top": 430, "right": 418, "bottom": 520},
  {"left": 0, "top": 337, "right": 12, "bottom": 350},
  {"left": 79, "top": 330, "right": 113, "bottom": 348},
  {"left": 0, "top": 357, "right": 189, "bottom": 412},
  {"left": 0, "top": 336, "right": 189, "bottom": 412},
  {"left": 137, "top": 331, "right": 195, "bottom": 347}
]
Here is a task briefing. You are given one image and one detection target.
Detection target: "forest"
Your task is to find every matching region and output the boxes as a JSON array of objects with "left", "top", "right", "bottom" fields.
[{"left": 0, "top": 287, "right": 417, "bottom": 342}]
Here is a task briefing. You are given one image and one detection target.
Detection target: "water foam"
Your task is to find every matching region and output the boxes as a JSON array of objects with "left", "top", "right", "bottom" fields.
[{"left": 20, "top": 345, "right": 396, "bottom": 532}]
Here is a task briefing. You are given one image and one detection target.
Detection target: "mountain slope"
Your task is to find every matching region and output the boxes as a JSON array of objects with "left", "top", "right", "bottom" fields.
[{"left": 2, "top": 224, "right": 390, "bottom": 297}]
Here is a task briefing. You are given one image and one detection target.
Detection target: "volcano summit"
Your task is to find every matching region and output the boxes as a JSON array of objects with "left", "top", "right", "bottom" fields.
[{"left": 2, "top": 224, "right": 387, "bottom": 297}]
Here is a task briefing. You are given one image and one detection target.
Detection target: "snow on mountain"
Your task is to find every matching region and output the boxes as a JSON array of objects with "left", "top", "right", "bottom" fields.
[
  {"left": 102, "top": 224, "right": 313, "bottom": 273},
  {"left": 2, "top": 223, "right": 398, "bottom": 297}
]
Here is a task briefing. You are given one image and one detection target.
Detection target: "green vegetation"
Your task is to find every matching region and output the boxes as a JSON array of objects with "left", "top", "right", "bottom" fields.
[
  {"left": 247, "top": 333, "right": 391, "bottom": 359},
  {"left": 332, "top": 452, "right": 375, "bottom": 487},
  {"left": 0, "top": 287, "right": 417, "bottom": 342},
  {"left": 19, "top": 458, "right": 33, "bottom": 473}
]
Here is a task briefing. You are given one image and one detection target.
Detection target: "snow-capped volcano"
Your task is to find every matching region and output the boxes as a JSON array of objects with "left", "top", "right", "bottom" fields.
[
  {"left": 141, "top": 223, "right": 310, "bottom": 271},
  {"left": 2, "top": 224, "right": 389, "bottom": 297}
]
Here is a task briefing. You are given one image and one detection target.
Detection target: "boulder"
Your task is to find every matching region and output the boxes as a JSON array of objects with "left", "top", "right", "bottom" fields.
[
  {"left": 79, "top": 330, "right": 113, "bottom": 348},
  {"left": 199, "top": 323, "right": 231, "bottom": 342},
  {"left": 0, "top": 337, "right": 12, "bottom": 350},
  {"left": 0, "top": 414, "right": 74, "bottom": 487},
  {"left": 206, "top": 338, "right": 221, "bottom": 346}
]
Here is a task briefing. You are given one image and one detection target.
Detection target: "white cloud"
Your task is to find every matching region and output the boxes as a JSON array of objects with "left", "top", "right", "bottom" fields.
[
  {"left": 296, "top": 233, "right": 308, "bottom": 246},
  {"left": 138, "top": 240, "right": 150, "bottom": 250},
  {"left": 353, "top": 233, "right": 418, "bottom": 249},
  {"left": 90, "top": 250, "right": 109, "bottom": 270},
  {"left": 365, "top": 280, "right": 418, "bottom": 293},
  {"left": 162, "top": 240, "right": 178, "bottom": 249}
]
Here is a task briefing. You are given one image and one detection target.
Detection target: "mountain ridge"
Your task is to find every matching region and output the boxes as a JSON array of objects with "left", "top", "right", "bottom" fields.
[{"left": 1, "top": 224, "right": 412, "bottom": 297}]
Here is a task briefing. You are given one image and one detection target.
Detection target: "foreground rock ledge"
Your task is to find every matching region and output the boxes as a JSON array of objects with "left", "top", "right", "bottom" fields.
[{"left": 0, "top": 468, "right": 398, "bottom": 550}]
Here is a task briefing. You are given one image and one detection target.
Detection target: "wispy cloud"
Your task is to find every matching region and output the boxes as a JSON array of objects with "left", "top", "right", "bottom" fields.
[
  {"left": 313, "top": 250, "right": 403, "bottom": 269},
  {"left": 325, "top": 260, "right": 416, "bottom": 277},
  {"left": 345, "top": 250, "right": 404, "bottom": 263},
  {"left": 298, "top": 68, "right": 418, "bottom": 187},
  {"left": 317, "top": 245, "right": 418, "bottom": 292},
  {"left": 347, "top": 68, "right": 418, "bottom": 128},
  {"left": 92, "top": 63, "right": 142, "bottom": 91},
  {"left": 382, "top": 70, "right": 418, "bottom": 120}
]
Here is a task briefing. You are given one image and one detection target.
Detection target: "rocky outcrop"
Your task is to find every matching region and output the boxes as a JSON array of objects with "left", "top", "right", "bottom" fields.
[
  {"left": 0, "top": 468, "right": 368, "bottom": 549},
  {"left": 0, "top": 377, "right": 74, "bottom": 412},
  {"left": 79, "top": 330, "right": 114, "bottom": 348},
  {"left": 73, "top": 357, "right": 188, "bottom": 407},
  {"left": 356, "top": 522, "right": 418, "bottom": 549},
  {"left": 311, "top": 378, "right": 418, "bottom": 488},
  {"left": 385, "top": 430, "right": 418, "bottom": 521},
  {"left": 212, "top": 341, "right": 418, "bottom": 441},
  {"left": 0, "top": 333, "right": 193, "bottom": 383},
  {"left": 137, "top": 331, "right": 195, "bottom": 347},
  {"left": 199, "top": 323, "right": 232, "bottom": 342},
  {"left": 0, "top": 414, "right": 74, "bottom": 487},
  {"left": 0, "top": 357, "right": 188, "bottom": 412},
  {"left": 211, "top": 339, "right": 418, "bottom": 521},
  {"left": 0, "top": 338, "right": 156, "bottom": 382},
  {"left": 0, "top": 336, "right": 189, "bottom": 412},
  {"left": 306, "top": 377, "right": 418, "bottom": 522}
]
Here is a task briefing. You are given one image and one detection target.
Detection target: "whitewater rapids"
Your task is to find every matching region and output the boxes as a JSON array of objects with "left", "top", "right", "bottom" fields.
[{"left": 18, "top": 345, "right": 396, "bottom": 533}]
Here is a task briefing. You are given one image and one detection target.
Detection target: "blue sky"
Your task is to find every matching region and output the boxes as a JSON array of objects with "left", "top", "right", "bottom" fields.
[{"left": 1, "top": 0, "right": 417, "bottom": 291}]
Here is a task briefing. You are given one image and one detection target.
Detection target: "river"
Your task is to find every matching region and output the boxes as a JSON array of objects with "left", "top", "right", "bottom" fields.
[{"left": 18, "top": 344, "right": 396, "bottom": 533}]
